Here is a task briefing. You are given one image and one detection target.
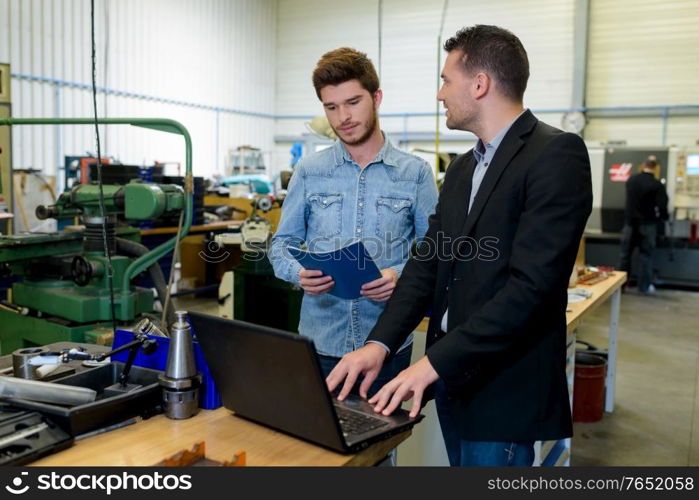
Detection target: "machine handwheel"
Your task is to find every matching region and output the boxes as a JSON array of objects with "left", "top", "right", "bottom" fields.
[{"left": 71, "top": 256, "right": 93, "bottom": 286}]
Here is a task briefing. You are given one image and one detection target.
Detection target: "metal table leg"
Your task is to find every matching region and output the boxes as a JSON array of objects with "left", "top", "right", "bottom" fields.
[{"left": 605, "top": 288, "right": 621, "bottom": 412}]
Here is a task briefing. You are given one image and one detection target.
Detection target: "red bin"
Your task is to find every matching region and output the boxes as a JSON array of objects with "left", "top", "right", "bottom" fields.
[{"left": 572, "top": 353, "right": 607, "bottom": 423}]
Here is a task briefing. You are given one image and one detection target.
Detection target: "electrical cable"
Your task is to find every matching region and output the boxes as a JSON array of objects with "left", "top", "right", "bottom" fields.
[
  {"left": 91, "top": 0, "right": 118, "bottom": 335},
  {"left": 103, "top": 0, "right": 110, "bottom": 152},
  {"left": 377, "top": 0, "right": 383, "bottom": 80},
  {"left": 435, "top": 0, "right": 449, "bottom": 181},
  {"left": 438, "top": 0, "right": 448, "bottom": 38},
  {"left": 160, "top": 209, "right": 185, "bottom": 333}
]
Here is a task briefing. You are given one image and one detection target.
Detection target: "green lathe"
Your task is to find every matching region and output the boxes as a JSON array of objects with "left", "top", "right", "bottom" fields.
[{"left": 0, "top": 118, "right": 194, "bottom": 354}]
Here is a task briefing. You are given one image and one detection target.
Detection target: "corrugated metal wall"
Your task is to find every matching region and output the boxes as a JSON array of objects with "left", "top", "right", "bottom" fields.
[
  {"left": 585, "top": 0, "right": 699, "bottom": 146},
  {"left": 2, "top": 0, "right": 698, "bottom": 182},
  {"left": 275, "top": 0, "right": 577, "bottom": 147},
  {"left": 0, "top": 0, "right": 277, "bottom": 186}
]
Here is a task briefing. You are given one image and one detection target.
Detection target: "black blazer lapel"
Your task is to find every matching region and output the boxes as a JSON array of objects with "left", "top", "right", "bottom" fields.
[
  {"left": 460, "top": 110, "right": 538, "bottom": 237},
  {"left": 447, "top": 152, "right": 476, "bottom": 236}
]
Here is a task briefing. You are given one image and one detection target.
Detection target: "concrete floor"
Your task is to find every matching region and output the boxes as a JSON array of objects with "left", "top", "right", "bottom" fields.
[
  {"left": 175, "top": 287, "right": 699, "bottom": 466},
  {"left": 571, "top": 288, "right": 699, "bottom": 466}
]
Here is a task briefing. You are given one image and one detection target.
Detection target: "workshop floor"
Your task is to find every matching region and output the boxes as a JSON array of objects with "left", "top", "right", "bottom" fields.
[
  {"left": 174, "top": 288, "right": 699, "bottom": 466},
  {"left": 572, "top": 287, "right": 699, "bottom": 466}
]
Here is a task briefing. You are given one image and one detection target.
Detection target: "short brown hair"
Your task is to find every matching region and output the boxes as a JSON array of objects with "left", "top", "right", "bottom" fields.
[
  {"left": 444, "top": 25, "right": 529, "bottom": 102},
  {"left": 312, "top": 47, "right": 380, "bottom": 100}
]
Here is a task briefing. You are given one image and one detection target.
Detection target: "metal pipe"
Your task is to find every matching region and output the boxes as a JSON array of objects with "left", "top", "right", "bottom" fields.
[
  {"left": 11, "top": 72, "right": 277, "bottom": 120},
  {"left": 13, "top": 70, "right": 699, "bottom": 120},
  {"left": 116, "top": 237, "right": 174, "bottom": 326},
  {"left": 0, "top": 376, "right": 97, "bottom": 405}
]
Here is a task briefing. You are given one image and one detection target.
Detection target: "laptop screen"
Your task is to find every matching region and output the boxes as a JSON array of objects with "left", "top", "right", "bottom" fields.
[{"left": 187, "top": 311, "right": 345, "bottom": 450}]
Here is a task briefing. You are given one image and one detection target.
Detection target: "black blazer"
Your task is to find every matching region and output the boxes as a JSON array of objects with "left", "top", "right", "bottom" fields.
[{"left": 368, "top": 110, "right": 592, "bottom": 441}]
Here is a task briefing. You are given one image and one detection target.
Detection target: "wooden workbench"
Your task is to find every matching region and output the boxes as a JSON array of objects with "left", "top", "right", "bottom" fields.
[
  {"left": 566, "top": 271, "right": 626, "bottom": 334},
  {"left": 29, "top": 275, "right": 624, "bottom": 467},
  {"left": 5, "top": 344, "right": 408, "bottom": 466},
  {"left": 566, "top": 271, "right": 626, "bottom": 413},
  {"left": 30, "top": 407, "right": 409, "bottom": 467}
]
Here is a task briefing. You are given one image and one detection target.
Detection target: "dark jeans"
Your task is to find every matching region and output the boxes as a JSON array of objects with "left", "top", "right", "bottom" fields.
[
  {"left": 619, "top": 222, "right": 657, "bottom": 292},
  {"left": 318, "top": 346, "right": 413, "bottom": 399},
  {"left": 434, "top": 381, "right": 535, "bottom": 466}
]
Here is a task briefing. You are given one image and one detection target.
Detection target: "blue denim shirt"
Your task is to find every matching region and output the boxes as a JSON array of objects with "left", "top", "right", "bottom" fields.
[{"left": 269, "top": 136, "right": 439, "bottom": 357}]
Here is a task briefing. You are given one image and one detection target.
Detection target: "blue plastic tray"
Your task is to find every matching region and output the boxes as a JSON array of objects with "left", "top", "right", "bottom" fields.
[{"left": 112, "top": 329, "right": 221, "bottom": 409}]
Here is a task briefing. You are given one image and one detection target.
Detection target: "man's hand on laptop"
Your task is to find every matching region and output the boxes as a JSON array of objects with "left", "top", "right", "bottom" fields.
[
  {"left": 360, "top": 268, "right": 398, "bottom": 302},
  {"left": 326, "top": 343, "right": 387, "bottom": 400},
  {"left": 298, "top": 268, "right": 334, "bottom": 295},
  {"left": 369, "top": 356, "right": 439, "bottom": 418}
]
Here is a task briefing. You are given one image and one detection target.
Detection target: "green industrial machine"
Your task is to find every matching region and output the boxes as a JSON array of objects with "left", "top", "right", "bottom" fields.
[
  {"left": 216, "top": 198, "right": 303, "bottom": 333},
  {"left": 232, "top": 252, "right": 303, "bottom": 333},
  {"left": 0, "top": 117, "right": 194, "bottom": 354}
]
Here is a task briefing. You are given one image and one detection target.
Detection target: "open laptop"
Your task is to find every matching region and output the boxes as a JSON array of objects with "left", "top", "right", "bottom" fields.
[{"left": 187, "top": 311, "right": 423, "bottom": 454}]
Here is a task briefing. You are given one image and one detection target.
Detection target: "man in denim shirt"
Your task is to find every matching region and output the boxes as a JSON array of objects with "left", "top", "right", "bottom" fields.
[{"left": 269, "top": 47, "right": 438, "bottom": 397}]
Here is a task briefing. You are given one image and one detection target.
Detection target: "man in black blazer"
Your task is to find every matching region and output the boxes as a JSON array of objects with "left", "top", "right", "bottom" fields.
[{"left": 327, "top": 25, "right": 592, "bottom": 466}]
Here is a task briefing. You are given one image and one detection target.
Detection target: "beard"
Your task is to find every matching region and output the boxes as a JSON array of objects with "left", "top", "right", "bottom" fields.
[
  {"left": 333, "top": 110, "right": 379, "bottom": 147},
  {"left": 445, "top": 105, "right": 479, "bottom": 134},
  {"left": 445, "top": 113, "right": 458, "bottom": 130}
]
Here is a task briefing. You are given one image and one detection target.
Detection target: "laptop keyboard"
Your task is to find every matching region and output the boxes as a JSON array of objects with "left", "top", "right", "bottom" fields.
[{"left": 335, "top": 406, "right": 389, "bottom": 436}]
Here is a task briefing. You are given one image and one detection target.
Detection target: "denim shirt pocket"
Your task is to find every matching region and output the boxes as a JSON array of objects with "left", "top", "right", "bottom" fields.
[
  {"left": 307, "top": 193, "right": 343, "bottom": 238},
  {"left": 375, "top": 196, "right": 413, "bottom": 239}
]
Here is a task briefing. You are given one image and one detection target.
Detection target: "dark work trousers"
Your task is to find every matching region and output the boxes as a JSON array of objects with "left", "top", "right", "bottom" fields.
[{"left": 619, "top": 222, "right": 657, "bottom": 292}]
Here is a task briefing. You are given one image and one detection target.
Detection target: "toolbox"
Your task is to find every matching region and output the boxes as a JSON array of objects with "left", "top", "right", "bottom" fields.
[{"left": 3, "top": 362, "right": 163, "bottom": 436}]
